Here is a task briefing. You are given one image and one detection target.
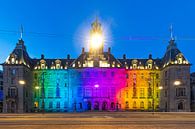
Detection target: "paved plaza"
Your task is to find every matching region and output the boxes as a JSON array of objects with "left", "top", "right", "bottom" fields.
[{"left": 0, "top": 112, "right": 195, "bottom": 129}]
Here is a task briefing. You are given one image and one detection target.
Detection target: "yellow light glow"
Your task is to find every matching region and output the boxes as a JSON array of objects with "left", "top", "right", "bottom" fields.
[
  {"left": 35, "top": 86, "right": 40, "bottom": 90},
  {"left": 19, "top": 80, "right": 26, "bottom": 85},
  {"left": 90, "top": 33, "right": 103, "bottom": 49},
  {"left": 174, "top": 80, "right": 181, "bottom": 86},
  {"left": 159, "top": 86, "right": 163, "bottom": 90}
]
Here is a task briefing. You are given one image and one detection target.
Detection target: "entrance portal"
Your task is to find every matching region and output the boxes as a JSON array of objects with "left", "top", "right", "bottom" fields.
[
  {"left": 87, "top": 101, "right": 91, "bottom": 110},
  {"left": 102, "top": 101, "right": 108, "bottom": 110},
  {"left": 94, "top": 101, "right": 99, "bottom": 110}
]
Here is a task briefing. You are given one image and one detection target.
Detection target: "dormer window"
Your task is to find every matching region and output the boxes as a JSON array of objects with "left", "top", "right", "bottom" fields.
[
  {"left": 133, "top": 64, "right": 137, "bottom": 69},
  {"left": 40, "top": 59, "right": 46, "bottom": 69},
  {"left": 41, "top": 63, "right": 45, "bottom": 69},
  {"left": 147, "top": 60, "right": 153, "bottom": 69},
  {"left": 55, "top": 60, "right": 61, "bottom": 69},
  {"left": 132, "top": 60, "right": 138, "bottom": 69},
  {"left": 56, "top": 64, "right": 60, "bottom": 69},
  {"left": 178, "top": 57, "right": 182, "bottom": 64},
  {"left": 176, "top": 53, "right": 184, "bottom": 64},
  {"left": 11, "top": 57, "right": 15, "bottom": 64},
  {"left": 148, "top": 64, "right": 152, "bottom": 69}
]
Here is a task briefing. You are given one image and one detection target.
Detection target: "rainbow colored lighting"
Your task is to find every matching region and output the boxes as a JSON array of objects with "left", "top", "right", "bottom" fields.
[{"left": 33, "top": 68, "right": 160, "bottom": 112}]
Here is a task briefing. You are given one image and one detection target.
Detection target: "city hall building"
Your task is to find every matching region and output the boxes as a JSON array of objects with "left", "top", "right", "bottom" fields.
[{"left": 2, "top": 19, "right": 191, "bottom": 113}]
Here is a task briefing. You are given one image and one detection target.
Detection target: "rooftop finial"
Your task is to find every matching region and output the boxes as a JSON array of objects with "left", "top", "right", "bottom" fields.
[
  {"left": 20, "top": 25, "right": 23, "bottom": 39},
  {"left": 170, "top": 24, "right": 174, "bottom": 40}
]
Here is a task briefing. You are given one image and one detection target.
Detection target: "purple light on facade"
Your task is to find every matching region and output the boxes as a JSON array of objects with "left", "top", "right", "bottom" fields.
[{"left": 94, "top": 84, "right": 99, "bottom": 88}]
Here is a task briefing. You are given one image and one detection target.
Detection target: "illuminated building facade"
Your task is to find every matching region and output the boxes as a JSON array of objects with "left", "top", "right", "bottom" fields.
[{"left": 2, "top": 19, "right": 191, "bottom": 113}]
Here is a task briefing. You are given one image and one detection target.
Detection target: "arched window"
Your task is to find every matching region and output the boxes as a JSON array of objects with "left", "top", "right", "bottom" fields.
[
  {"left": 49, "top": 102, "right": 53, "bottom": 109},
  {"left": 133, "top": 101, "right": 136, "bottom": 108},
  {"left": 140, "top": 101, "right": 144, "bottom": 108},
  {"left": 148, "top": 87, "right": 152, "bottom": 97},
  {"left": 133, "top": 87, "right": 137, "bottom": 97},
  {"left": 56, "top": 102, "right": 60, "bottom": 108},
  {"left": 148, "top": 101, "right": 152, "bottom": 108},
  {"left": 125, "top": 101, "right": 129, "bottom": 109},
  {"left": 132, "top": 60, "right": 138, "bottom": 69},
  {"left": 126, "top": 91, "right": 128, "bottom": 98},
  {"left": 56, "top": 83, "right": 60, "bottom": 98}
]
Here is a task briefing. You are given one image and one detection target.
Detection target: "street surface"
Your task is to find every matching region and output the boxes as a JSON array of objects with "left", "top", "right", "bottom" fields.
[{"left": 0, "top": 112, "right": 195, "bottom": 129}]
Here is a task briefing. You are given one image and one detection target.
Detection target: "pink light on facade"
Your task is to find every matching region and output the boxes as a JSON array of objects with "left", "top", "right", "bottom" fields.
[{"left": 94, "top": 84, "right": 99, "bottom": 88}]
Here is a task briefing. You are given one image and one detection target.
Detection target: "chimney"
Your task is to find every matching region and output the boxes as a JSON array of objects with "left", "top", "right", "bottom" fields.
[
  {"left": 82, "top": 47, "right": 85, "bottom": 54},
  {"left": 149, "top": 54, "right": 152, "bottom": 59},
  {"left": 108, "top": 47, "right": 111, "bottom": 54},
  {"left": 67, "top": 54, "right": 70, "bottom": 60},
  {"left": 41, "top": 54, "right": 44, "bottom": 59},
  {"left": 123, "top": 54, "right": 126, "bottom": 59}
]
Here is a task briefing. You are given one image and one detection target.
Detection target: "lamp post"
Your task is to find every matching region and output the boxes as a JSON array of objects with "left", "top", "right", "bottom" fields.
[
  {"left": 41, "top": 72, "right": 45, "bottom": 114},
  {"left": 149, "top": 72, "right": 155, "bottom": 114},
  {"left": 158, "top": 86, "right": 163, "bottom": 111},
  {"left": 35, "top": 86, "right": 40, "bottom": 112},
  {"left": 18, "top": 80, "right": 25, "bottom": 113}
]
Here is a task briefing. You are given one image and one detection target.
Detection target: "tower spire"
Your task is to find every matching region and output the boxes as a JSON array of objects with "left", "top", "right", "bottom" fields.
[
  {"left": 20, "top": 25, "right": 23, "bottom": 39},
  {"left": 169, "top": 24, "right": 174, "bottom": 40}
]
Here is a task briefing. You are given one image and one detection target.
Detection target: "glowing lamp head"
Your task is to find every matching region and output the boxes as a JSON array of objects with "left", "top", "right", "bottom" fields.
[
  {"left": 35, "top": 86, "right": 40, "bottom": 90},
  {"left": 19, "top": 80, "right": 26, "bottom": 85},
  {"left": 94, "top": 84, "right": 99, "bottom": 88},
  {"left": 159, "top": 86, "right": 163, "bottom": 90},
  {"left": 90, "top": 33, "right": 104, "bottom": 49},
  {"left": 174, "top": 80, "right": 181, "bottom": 86}
]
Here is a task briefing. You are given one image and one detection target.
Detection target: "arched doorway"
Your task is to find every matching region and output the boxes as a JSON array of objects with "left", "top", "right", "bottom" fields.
[
  {"left": 111, "top": 102, "right": 115, "bottom": 110},
  {"left": 125, "top": 101, "right": 129, "bottom": 109},
  {"left": 87, "top": 101, "right": 91, "bottom": 110},
  {"left": 94, "top": 101, "right": 99, "bottom": 110},
  {"left": 102, "top": 101, "right": 108, "bottom": 111},
  {"left": 7, "top": 101, "right": 16, "bottom": 113},
  {"left": 178, "top": 102, "right": 184, "bottom": 110}
]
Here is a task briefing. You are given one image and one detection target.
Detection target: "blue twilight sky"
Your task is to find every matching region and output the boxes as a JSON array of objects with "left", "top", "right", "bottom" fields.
[{"left": 0, "top": 0, "right": 195, "bottom": 72}]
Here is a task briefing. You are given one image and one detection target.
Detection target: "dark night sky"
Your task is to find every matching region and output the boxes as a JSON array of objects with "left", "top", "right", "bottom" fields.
[{"left": 0, "top": 0, "right": 194, "bottom": 71}]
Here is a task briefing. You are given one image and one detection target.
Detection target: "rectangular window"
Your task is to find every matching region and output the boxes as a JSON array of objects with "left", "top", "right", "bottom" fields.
[
  {"left": 77, "top": 87, "right": 82, "bottom": 97},
  {"left": 156, "top": 74, "right": 159, "bottom": 79},
  {"left": 11, "top": 69, "right": 16, "bottom": 76},
  {"left": 64, "top": 90, "right": 68, "bottom": 98},
  {"left": 140, "top": 88, "right": 145, "bottom": 98},
  {"left": 133, "top": 87, "right": 137, "bottom": 97},
  {"left": 64, "top": 102, "right": 68, "bottom": 108},
  {"left": 49, "top": 102, "right": 53, "bottom": 109},
  {"left": 85, "top": 88, "right": 92, "bottom": 97},
  {"left": 165, "top": 90, "right": 167, "bottom": 97},
  {"left": 176, "top": 88, "right": 186, "bottom": 97},
  {"left": 48, "top": 88, "right": 53, "bottom": 98},
  {"left": 56, "top": 102, "right": 60, "bottom": 108},
  {"left": 165, "top": 71, "right": 168, "bottom": 78},
  {"left": 126, "top": 91, "right": 128, "bottom": 98},
  {"left": 111, "top": 87, "right": 116, "bottom": 97},
  {"left": 9, "top": 88, "right": 17, "bottom": 97}
]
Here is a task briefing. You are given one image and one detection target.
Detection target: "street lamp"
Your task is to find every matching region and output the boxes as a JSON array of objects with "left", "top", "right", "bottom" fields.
[
  {"left": 149, "top": 72, "right": 155, "bottom": 114},
  {"left": 159, "top": 86, "right": 163, "bottom": 90},
  {"left": 19, "top": 80, "right": 26, "bottom": 85},
  {"left": 35, "top": 86, "right": 40, "bottom": 112},
  {"left": 174, "top": 80, "right": 181, "bottom": 86},
  {"left": 35, "top": 86, "right": 40, "bottom": 90},
  {"left": 41, "top": 72, "right": 45, "bottom": 114}
]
